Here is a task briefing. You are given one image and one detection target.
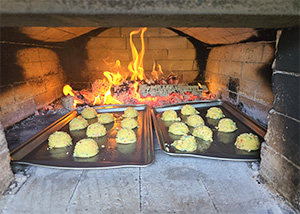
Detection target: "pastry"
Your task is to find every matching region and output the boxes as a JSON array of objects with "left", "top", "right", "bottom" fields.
[
  {"left": 121, "top": 118, "right": 138, "bottom": 129},
  {"left": 116, "top": 128, "right": 137, "bottom": 144},
  {"left": 192, "top": 125, "right": 213, "bottom": 142},
  {"left": 161, "top": 110, "right": 181, "bottom": 121},
  {"left": 217, "top": 118, "right": 237, "bottom": 132},
  {"left": 73, "top": 138, "right": 99, "bottom": 158},
  {"left": 86, "top": 123, "right": 107, "bottom": 138},
  {"left": 206, "top": 107, "right": 225, "bottom": 119},
  {"left": 69, "top": 117, "right": 88, "bottom": 131},
  {"left": 235, "top": 133, "right": 260, "bottom": 152},
  {"left": 172, "top": 135, "right": 197, "bottom": 152},
  {"left": 168, "top": 122, "right": 189, "bottom": 135},
  {"left": 181, "top": 104, "right": 199, "bottom": 115},
  {"left": 81, "top": 107, "right": 97, "bottom": 119},
  {"left": 186, "top": 114, "right": 205, "bottom": 127},
  {"left": 123, "top": 107, "right": 138, "bottom": 118},
  {"left": 98, "top": 113, "right": 114, "bottom": 124},
  {"left": 48, "top": 131, "right": 72, "bottom": 149}
]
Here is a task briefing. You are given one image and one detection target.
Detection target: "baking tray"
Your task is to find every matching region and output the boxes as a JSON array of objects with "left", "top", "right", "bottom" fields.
[
  {"left": 11, "top": 104, "right": 154, "bottom": 169},
  {"left": 152, "top": 100, "right": 266, "bottom": 161}
]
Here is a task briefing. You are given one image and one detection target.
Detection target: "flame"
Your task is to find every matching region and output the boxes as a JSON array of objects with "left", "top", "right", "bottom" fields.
[
  {"left": 63, "top": 85, "right": 75, "bottom": 96},
  {"left": 128, "top": 27, "right": 147, "bottom": 81},
  {"left": 151, "top": 62, "right": 164, "bottom": 79},
  {"left": 197, "top": 83, "right": 202, "bottom": 89}
]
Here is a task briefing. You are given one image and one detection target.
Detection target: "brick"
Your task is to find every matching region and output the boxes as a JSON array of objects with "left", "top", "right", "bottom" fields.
[
  {"left": 34, "top": 88, "right": 57, "bottom": 109},
  {"left": 45, "top": 73, "right": 65, "bottom": 91},
  {"left": 208, "top": 47, "right": 223, "bottom": 60},
  {"left": 0, "top": 85, "right": 15, "bottom": 110},
  {"left": 238, "top": 79, "right": 257, "bottom": 99},
  {"left": 206, "top": 60, "right": 219, "bottom": 73},
  {"left": 265, "top": 110, "right": 300, "bottom": 165},
  {"left": 87, "top": 60, "right": 131, "bottom": 73},
  {"left": 156, "top": 60, "right": 194, "bottom": 71},
  {"left": 41, "top": 61, "right": 62, "bottom": 76},
  {"left": 231, "top": 43, "right": 264, "bottom": 62},
  {"left": 205, "top": 71, "right": 228, "bottom": 89},
  {"left": 87, "top": 49, "right": 131, "bottom": 61},
  {"left": 58, "top": 27, "right": 97, "bottom": 36},
  {"left": 192, "top": 60, "right": 198, "bottom": 70},
  {"left": 149, "top": 37, "right": 187, "bottom": 49},
  {"left": 87, "top": 38, "right": 126, "bottom": 50},
  {"left": 242, "top": 62, "right": 263, "bottom": 81},
  {"left": 38, "top": 48, "right": 59, "bottom": 62},
  {"left": 255, "top": 82, "right": 273, "bottom": 105},
  {"left": 16, "top": 48, "right": 40, "bottom": 63},
  {"left": 14, "top": 80, "right": 46, "bottom": 102},
  {"left": 0, "top": 149, "right": 14, "bottom": 194},
  {"left": 126, "top": 37, "right": 149, "bottom": 50},
  {"left": 273, "top": 73, "right": 300, "bottom": 120},
  {"left": 0, "top": 99, "right": 36, "bottom": 128},
  {"left": 18, "top": 62, "right": 43, "bottom": 79},
  {"left": 219, "top": 61, "right": 242, "bottom": 78},
  {"left": 181, "top": 71, "right": 198, "bottom": 83},
  {"left": 97, "top": 28, "right": 121, "bottom": 37},
  {"left": 274, "top": 27, "right": 299, "bottom": 73},
  {"left": 262, "top": 43, "right": 275, "bottom": 63},
  {"left": 187, "top": 40, "right": 194, "bottom": 49},
  {"left": 121, "top": 27, "right": 160, "bottom": 37},
  {"left": 168, "top": 49, "right": 196, "bottom": 60},
  {"left": 224, "top": 32, "right": 257, "bottom": 44},
  {"left": 143, "top": 50, "right": 168, "bottom": 61},
  {"left": 260, "top": 143, "right": 300, "bottom": 210},
  {"left": 159, "top": 28, "right": 178, "bottom": 36},
  {"left": 238, "top": 95, "right": 271, "bottom": 126}
]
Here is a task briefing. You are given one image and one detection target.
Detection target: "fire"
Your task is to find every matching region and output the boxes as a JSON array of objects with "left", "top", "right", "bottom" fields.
[
  {"left": 151, "top": 63, "right": 164, "bottom": 80},
  {"left": 62, "top": 28, "right": 216, "bottom": 108},
  {"left": 128, "top": 27, "right": 147, "bottom": 81},
  {"left": 197, "top": 83, "right": 202, "bottom": 89},
  {"left": 63, "top": 85, "right": 75, "bottom": 96}
]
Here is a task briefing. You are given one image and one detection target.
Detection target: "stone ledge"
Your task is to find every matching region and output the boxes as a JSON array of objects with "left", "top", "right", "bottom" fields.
[{"left": 260, "top": 143, "right": 300, "bottom": 210}]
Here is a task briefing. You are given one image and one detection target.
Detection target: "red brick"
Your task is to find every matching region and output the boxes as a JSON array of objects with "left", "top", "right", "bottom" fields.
[
  {"left": 143, "top": 50, "right": 168, "bottom": 61},
  {"left": 149, "top": 37, "right": 187, "bottom": 49},
  {"left": 126, "top": 37, "right": 149, "bottom": 50}
]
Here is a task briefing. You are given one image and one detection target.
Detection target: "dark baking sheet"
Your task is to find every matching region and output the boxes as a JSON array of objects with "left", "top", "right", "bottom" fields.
[
  {"left": 11, "top": 104, "right": 154, "bottom": 169},
  {"left": 152, "top": 100, "right": 266, "bottom": 161}
]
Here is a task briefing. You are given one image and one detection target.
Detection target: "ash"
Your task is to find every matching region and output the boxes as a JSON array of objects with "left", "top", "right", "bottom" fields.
[{"left": 5, "top": 101, "right": 69, "bottom": 151}]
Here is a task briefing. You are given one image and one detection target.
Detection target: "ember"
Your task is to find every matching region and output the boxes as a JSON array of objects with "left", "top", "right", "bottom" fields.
[{"left": 62, "top": 28, "right": 216, "bottom": 108}]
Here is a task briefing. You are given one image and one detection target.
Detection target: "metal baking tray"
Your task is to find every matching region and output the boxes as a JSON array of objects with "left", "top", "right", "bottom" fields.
[
  {"left": 11, "top": 104, "right": 154, "bottom": 169},
  {"left": 152, "top": 100, "right": 266, "bottom": 161}
]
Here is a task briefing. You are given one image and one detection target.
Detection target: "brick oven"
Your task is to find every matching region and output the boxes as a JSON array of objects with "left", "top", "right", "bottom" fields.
[{"left": 0, "top": 0, "right": 299, "bottom": 211}]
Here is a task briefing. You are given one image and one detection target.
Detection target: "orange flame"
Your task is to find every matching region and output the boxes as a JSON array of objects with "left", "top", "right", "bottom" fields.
[
  {"left": 128, "top": 27, "right": 147, "bottom": 81},
  {"left": 197, "top": 83, "right": 202, "bottom": 89},
  {"left": 151, "top": 62, "right": 164, "bottom": 79}
]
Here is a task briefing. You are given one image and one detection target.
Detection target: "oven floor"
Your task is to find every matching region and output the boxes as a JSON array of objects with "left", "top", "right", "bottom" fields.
[{"left": 0, "top": 139, "right": 296, "bottom": 214}]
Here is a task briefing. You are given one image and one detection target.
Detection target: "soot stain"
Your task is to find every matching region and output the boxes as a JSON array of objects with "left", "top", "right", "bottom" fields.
[
  {"left": 227, "top": 77, "right": 240, "bottom": 92},
  {"left": 169, "top": 28, "right": 210, "bottom": 83}
]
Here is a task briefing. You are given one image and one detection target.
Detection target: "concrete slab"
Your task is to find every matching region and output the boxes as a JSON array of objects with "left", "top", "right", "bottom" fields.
[
  {"left": 0, "top": 146, "right": 298, "bottom": 214},
  {"left": 66, "top": 168, "right": 140, "bottom": 214}
]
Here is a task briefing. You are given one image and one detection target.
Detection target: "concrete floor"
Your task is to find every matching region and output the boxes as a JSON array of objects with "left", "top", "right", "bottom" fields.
[{"left": 0, "top": 140, "right": 297, "bottom": 214}]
